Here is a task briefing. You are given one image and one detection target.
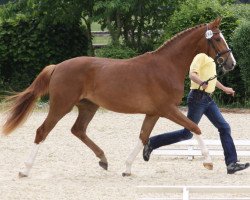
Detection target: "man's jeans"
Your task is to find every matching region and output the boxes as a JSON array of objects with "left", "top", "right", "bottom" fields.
[{"left": 149, "top": 89, "right": 237, "bottom": 166}]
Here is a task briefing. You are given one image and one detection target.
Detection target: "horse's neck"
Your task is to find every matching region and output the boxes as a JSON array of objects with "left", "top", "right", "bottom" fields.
[{"left": 154, "top": 28, "right": 205, "bottom": 80}]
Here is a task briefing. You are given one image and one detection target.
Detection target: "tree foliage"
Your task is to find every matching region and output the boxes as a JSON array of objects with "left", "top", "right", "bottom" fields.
[
  {"left": 94, "top": 0, "right": 183, "bottom": 52},
  {"left": 232, "top": 20, "right": 250, "bottom": 101},
  {"left": 163, "top": 0, "right": 238, "bottom": 43}
]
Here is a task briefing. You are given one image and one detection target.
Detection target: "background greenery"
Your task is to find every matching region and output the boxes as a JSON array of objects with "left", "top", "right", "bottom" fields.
[
  {"left": 231, "top": 20, "right": 250, "bottom": 107},
  {"left": 0, "top": 0, "right": 89, "bottom": 91},
  {"left": 0, "top": 0, "right": 249, "bottom": 107}
]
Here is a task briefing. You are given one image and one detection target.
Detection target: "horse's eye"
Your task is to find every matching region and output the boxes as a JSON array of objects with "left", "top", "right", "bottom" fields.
[{"left": 215, "top": 38, "right": 221, "bottom": 42}]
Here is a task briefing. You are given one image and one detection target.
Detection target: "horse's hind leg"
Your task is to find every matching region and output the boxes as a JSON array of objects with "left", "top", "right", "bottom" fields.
[
  {"left": 122, "top": 114, "right": 159, "bottom": 176},
  {"left": 19, "top": 97, "right": 75, "bottom": 177},
  {"left": 71, "top": 100, "right": 108, "bottom": 170}
]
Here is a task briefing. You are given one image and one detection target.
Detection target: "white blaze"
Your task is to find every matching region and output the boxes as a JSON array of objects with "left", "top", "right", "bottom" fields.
[{"left": 220, "top": 32, "right": 236, "bottom": 66}]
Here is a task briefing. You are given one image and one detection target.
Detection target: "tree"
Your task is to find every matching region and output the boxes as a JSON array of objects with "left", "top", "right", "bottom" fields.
[
  {"left": 0, "top": 0, "right": 84, "bottom": 26},
  {"left": 81, "top": 0, "right": 95, "bottom": 56},
  {"left": 122, "top": 0, "right": 183, "bottom": 52},
  {"left": 94, "top": 0, "right": 130, "bottom": 45},
  {"left": 27, "top": 0, "right": 97, "bottom": 56},
  {"left": 94, "top": 0, "right": 183, "bottom": 52}
]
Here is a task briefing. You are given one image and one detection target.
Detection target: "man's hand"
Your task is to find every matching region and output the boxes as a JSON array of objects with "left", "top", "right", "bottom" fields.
[
  {"left": 223, "top": 87, "right": 235, "bottom": 96},
  {"left": 216, "top": 81, "right": 235, "bottom": 97},
  {"left": 200, "top": 81, "right": 208, "bottom": 90},
  {"left": 189, "top": 72, "right": 209, "bottom": 90}
]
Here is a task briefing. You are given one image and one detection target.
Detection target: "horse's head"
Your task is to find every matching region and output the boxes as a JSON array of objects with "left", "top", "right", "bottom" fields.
[{"left": 204, "top": 18, "right": 236, "bottom": 72}]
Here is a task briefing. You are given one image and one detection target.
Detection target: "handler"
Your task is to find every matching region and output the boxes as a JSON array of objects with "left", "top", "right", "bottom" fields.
[{"left": 143, "top": 53, "right": 249, "bottom": 174}]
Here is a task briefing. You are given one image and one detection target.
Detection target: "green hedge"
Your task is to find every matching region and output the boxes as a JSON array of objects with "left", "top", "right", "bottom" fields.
[
  {"left": 95, "top": 44, "right": 138, "bottom": 59},
  {"left": 164, "top": 0, "right": 238, "bottom": 43},
  {"left": 0, "top": 16, "right": 89, "bottom": 92},
  {"left": 231, "top": 20, "right": 250, "bottom": 106}
]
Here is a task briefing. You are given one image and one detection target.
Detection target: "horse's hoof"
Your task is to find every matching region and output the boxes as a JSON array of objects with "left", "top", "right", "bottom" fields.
[
  {"left": 18, "top": 172, "right": 28, "bottom": 178},
  {"left": 99, "top": 161, "right": 108, "bottom": 170},
  {"left": 122, "top": 172, "right": 131, "bottom": 177},
  {"left": 203, "top": 162, "right": 213, "bottom": 170}
]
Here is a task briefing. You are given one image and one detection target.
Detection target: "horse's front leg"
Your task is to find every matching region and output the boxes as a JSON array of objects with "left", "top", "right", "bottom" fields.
[
  {"left": 193, "top": 134, "right": 213, "bottom": 170},
  {"left": 166, "top": 106, "right": 213, "bottom": 170},
  {"left": 122, "top": 115, "right": 159, "bottom": 176}
]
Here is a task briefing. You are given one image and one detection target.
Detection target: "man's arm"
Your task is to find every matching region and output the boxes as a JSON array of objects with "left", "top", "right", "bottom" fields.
[
  {"left": 216, "top": 80, "right": 235, "bottom": 96},
  {"left": 189, "top": 71, "right": 208, "bottom": 90}
]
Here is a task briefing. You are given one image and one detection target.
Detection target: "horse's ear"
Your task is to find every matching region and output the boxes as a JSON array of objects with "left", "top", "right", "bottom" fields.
[{"left": 212, "top": 17, "right": 222, "bottom": 28}]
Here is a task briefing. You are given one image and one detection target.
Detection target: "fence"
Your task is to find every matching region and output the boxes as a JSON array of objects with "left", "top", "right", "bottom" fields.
[
  {"left": 153, "top": 139, "right": 250, "bottom": 160},
  {"left": 137, "top": 185, "right": 250, "bottom": 200}
]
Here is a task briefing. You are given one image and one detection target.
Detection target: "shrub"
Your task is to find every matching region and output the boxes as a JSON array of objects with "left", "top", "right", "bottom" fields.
[
  {"left": 95, "top": 44, "right": 138, "bottom": 59},
  {"left": 0, "top": 16, "right": 89, "bottom": 92},
  {"left": 231, "top": 20, "right": 250, "bottom": 105}
]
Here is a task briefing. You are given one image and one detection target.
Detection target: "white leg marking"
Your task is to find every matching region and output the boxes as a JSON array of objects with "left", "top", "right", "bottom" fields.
[
  {"left": 123, "top": 139, "right": 143, "bottom": 176},
  {"left": 193, "top": 134, "right": 213, "bottom": 170},
  {"left": 19, "top": 143, "right": 40, "bottom": 177}
]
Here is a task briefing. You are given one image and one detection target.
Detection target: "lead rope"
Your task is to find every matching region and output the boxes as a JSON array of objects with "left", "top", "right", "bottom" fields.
[
  {"left": 198, "top": 67, "right": 228, "bottom": 91},
  {"left": 198, "top": 75, "right": 217, "bottom": 91}
]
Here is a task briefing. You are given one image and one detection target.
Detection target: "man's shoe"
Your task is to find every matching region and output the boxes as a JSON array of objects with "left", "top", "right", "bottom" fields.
[
  {"left": 143, "top": 141, "right": 153, "bottom": 162},
  {"left": 227, "top": 162, "right": 249, "bottom": 174}
]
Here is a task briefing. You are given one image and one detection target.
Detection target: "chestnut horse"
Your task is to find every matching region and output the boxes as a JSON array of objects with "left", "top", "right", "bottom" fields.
[{"left": 2, "top": 18, "right": 235, "bottom": 177}]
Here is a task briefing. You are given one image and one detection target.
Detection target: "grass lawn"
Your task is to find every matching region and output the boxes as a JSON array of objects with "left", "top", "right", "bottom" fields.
[
  {"left": 91, "top": 22, "right": 110, "bottom": 45},
  {"left": 92, "top": 35, "right": 110, "bottom": 45},
  {"left": 91, "top": 22, "right": 107, "bottom": 31}
]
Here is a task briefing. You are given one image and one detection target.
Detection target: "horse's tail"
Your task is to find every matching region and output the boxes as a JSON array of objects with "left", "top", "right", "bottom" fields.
[{"left": 2, "top": 64, "right": 56, "bottom": 135}]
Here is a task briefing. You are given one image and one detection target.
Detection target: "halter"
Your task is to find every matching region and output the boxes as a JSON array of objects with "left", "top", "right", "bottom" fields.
[
  {"left": 205, "top": 24, "right": 232, "bottom": 68},
  {"left": 208, "top": 39, "right": 232, "bottom": 67},
  {"left": 198, "top": 25, "right": 232, "bottom": 90}
]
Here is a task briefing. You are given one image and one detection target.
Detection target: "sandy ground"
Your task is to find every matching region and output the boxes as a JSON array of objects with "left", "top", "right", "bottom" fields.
[{"left": 1, "top": 108, "right": 250, "bottom": 200}]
